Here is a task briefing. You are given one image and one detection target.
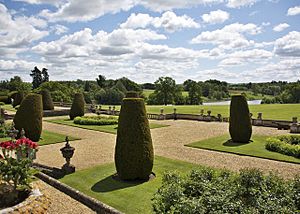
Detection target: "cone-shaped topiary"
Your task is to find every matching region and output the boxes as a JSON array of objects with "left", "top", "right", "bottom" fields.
[
  {"left": 125, "top": 91, "right": 139, "bottom": 98},
  {"left": 229, "top": 95, "right": 252, "bottom": 143},
  {"left": 12, "top": 91, "right": 24, "bottom": 107},
  {"left": 40, "top": 89, "right": 54, "bottom": 110},
  {"left": 115, "top": 98, "right": 154, "bottom": 180},
  {"left": 69, "top": 93, "right": 85, "bottom": 120},
  {"left": 13, "top": 93, "right": 43, "bottom": 141}
]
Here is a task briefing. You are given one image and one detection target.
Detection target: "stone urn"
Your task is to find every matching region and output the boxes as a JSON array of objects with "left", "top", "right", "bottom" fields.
[{"left": 60, "top": 137, "right": 75, "bottom": 174}]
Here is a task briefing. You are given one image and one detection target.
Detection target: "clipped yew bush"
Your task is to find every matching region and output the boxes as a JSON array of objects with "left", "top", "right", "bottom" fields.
[
  {"left": 69, "top": 93, "right": 85, "bottom": 120},
  {"left": 125, "top": 91, "right": 139, "bottom": 98},
  {"left": 229, "top": 95, "right": 252, "bottom": 143},
  {"left": 40, "top": 89, "right": 54, "bottom": 110},
  {"left": 115, "top": 98, "right": 154, "bottom": 180},
  {"left": 12, "top": 91, "right": 24, "bottom": 107},
  {"left": 13, "top": 93, "right": 42, "bottom": 141}
]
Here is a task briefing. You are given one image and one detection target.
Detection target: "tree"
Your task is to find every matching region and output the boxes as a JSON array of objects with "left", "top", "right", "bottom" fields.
[
  {"left": 187, "top": 81, "right": 202, "bottom": 105},
  {"left": 84, "top": 81, "right": 91, "bottom": 92},
  {"left": 30, "top": 66, "right": 49, "bottom": 89},
  {"left": 154, "top": 77, "right": 179, "bottom": 105},
  {"left": 96, "top": 75, "right": 106, "bottom": 88},
  {"left": 115, "top": 97, "right": 154, "bottom": 180},
  {"left": 229, "top": 95, "right": 252, "bottom": 143}
]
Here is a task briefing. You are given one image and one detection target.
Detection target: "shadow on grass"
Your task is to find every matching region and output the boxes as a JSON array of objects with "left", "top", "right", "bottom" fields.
[
  {"left": 223, "top": 139, "right": 252, "bottom": 147},
  {"left": 91, "top": 174, "right": 144, "bottom": 193}
]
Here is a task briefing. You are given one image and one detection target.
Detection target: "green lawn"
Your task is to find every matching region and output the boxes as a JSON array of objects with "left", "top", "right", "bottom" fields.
[
  {"left": 60, "top": 156, "right": 200, "bottom": 214},
  {"left": 47, "top": 118, "right": 168, "bottom": 134},
  {"left": 97, "top": 104, "right": 300, "bottom": 121},
  {"left": 186, "top": 135, "right": 300, "bottom": 164},
  {"left": 0, "top": 130, "right": 79, "bottom": 146}
]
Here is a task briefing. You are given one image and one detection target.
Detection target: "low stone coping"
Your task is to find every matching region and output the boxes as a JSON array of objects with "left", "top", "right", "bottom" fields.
[{"left": 35, "top": 172, "right": 122, "bottom": 214}]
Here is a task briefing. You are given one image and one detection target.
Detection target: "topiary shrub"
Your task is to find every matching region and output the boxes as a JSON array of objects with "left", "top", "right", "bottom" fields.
[
  {"left": 12, "top": 91, "right": 24, "bottom": 107},
  {"left": 13, "top": 93, "right": 43, "bottom": 141},
  {"left": 266, "top": 135, "right": 300, "bottom": 158},
  {"left": 229, "top": 95, "right": 252, "bottom": 143},
  {"left": 69, "top": 93, "right": 85, "bottom": 120},
  {"left": 40, "top": 89, "right": 54, "bottom": 110},
  {"left": 73, "top": 115, "right": 118, "bottom": 125},
  {"left": 125, "top": 91, "right": 139, "bottom": 98},
  {"left": 115, "top": 98, "right": 154, "bottom": 180}
]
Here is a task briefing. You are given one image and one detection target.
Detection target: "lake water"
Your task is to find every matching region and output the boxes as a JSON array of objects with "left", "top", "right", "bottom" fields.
[{"left": 203, "top": 100, "right": 262, "bottom": 105}]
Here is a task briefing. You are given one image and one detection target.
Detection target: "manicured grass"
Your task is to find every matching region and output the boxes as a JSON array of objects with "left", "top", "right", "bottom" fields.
[
  {"left": 98, "top": 104, "right": 300, "bottom": 121},
  {"left": 0, "top": 130, "right": 79, "bottom": 146},
  {"left": 186, "top": 135, "right": 300, "bottom": 164},
  {"left": 47, "top": 117, "right": 169, "bottom": 134},
  {"left": 60, "top": 156, "right": 200, "bottom": 214}
]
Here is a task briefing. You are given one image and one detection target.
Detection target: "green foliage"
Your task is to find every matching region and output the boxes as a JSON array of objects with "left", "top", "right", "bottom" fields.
[
  {"left": 13, "top": 94, "right": 43, "bottom": 141},
  {"left": 152, "top": 168, "right": 299, "bottom": 214},
  {"left": 30, "top": 66, "right": 49, "bottom": 89},
  {"left": 266, "top": 135, "right": 300, "bottom": 158},
  {"left": 74, "top": 116, "right": 118, "bottom": 125},
  {"left": 115, "top": 98, "right": 154, "bottom": 180},
  {"left": 187, "top": 80, "right": 203, "bottom": 105},
  {"left": 126, "top": 91, "right": 139, "bottom": 98},
  {"left": 113, "top": 80, "right": 127, "bottom": 93},
  {"left": 12, "top": 91, "right": 24, "bottom": 108},
  {"left": 69, "top": 93, "right": 85, "bottom": 120},
  {"left": 229, "top": 95, "right": 252, "bottom": 143},
  {"left": 40, "top": 89, "right": 54, "bottom": 110},
  {"left": 95, "top": 88, "right": 125, "bottom": 105},
  {"left": 148, "top": 77, "right": 183, "bottom": 105}
]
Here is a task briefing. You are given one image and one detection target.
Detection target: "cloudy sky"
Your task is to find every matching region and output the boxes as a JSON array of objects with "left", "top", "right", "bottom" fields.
[{"left": 0, "top": 0, "right": 300, "bottom": 83}]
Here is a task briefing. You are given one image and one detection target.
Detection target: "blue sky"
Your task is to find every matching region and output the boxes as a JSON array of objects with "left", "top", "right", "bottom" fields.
[{"left": 0, "top": 0, "right": 299, "bottom": 83}]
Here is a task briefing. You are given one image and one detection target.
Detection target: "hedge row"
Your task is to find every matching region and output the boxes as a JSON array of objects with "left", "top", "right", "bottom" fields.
[
  {"left": 152, "top": 168, "right": 300, "bottom": 213},
  {"left": 73, "top": 116, "right": 118, "bottom": 126},
  {"left": 266, "top": 135, "right": 300, "bottom": 158}
]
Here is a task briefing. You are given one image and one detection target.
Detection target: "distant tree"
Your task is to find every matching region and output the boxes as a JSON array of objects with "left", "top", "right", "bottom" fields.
[
  {"left": 96, "top": 75, "right": 106, "bottom": 88},
  {"left": 8, "top": 76, "right": 31, "bottom": 92},
  {"left": 30, "top": 66, "right": 49, "bottom": 89},
  {"left": 118, "top": 77, "right": 142, "bottom": 92},
  {"left": 183, "top": 79, "right": 194, "bottom": 91},
  {"left": 187, "top": 81, "right": 202, "bottom": 105},
  {"left": 142, "top": 83, "right": 155, "bottom": 90},
  {"left": 84, "top": 81, "right": 91, "bottom": 92},
  {"left": 113, "top": 80, "right": 127, "bottom": 93}
]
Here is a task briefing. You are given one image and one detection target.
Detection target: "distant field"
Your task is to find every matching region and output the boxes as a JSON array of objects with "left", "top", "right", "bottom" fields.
[{"left": 100, "top": 104, "right": 300, "bottom": 121}]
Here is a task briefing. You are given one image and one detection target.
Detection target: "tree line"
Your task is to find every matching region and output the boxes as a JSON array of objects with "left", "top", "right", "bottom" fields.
[{"left": 0, "top": 67, "right": 299, "bottom": 105}]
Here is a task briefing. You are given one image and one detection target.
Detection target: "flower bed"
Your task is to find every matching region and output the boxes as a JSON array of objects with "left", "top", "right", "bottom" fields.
[
  {"left": 73, "top": 115, "right": 118, "bottom": 126},
  {"left": 266, "top": 135, "right": 300, "bottom": 158},
  {"left": 0, "top": 137, "right": 39, "bottom": 209}
]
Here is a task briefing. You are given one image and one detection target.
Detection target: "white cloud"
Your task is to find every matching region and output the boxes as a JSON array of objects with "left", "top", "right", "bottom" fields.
[
  {"left": 202, "top": 10, "right": 230, "bottom": 24},
  {"left": 274, "top": 31, "right": 300, "bottom": 57},
  {"left": 0, "top": 3, "right": 48, "bottom": 57},
  {"left": 287, "top": 6, "right": 300, "bottom": 16},
  {"left": 273, "top": 23, "right": 289, "bottom": 32},
  {"left": 226, "top": 0, "right": 258, "bottom": 8},
  {"left": 219, "top": 49, "right": 272, "bottom": 66},
  {"left": 50, "top": 24, "right": 68, "bottom": 35},
  {"left": 191, "top": 22, "right": 260, "bottom": 49},
  {"left": 121, "top": 11, "right": 200, "bottom": 32}
]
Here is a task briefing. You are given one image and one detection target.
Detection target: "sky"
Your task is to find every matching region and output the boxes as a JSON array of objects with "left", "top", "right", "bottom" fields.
[{"left": 0, "top": 0, "right": 299, "bottom": 84}]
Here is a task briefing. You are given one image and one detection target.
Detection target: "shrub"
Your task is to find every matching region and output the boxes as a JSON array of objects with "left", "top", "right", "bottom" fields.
[
  {"left": 13, "top": 94, "right": 43, "bottom": 141},
  {"left": 12, "top": 91, "right": 24, "bottom": 107},
  {"left": 69, "top": 93, "right": 85, "bottom": 120},
  {"left": 266, "top": 135, "right": 300, "bottom": 158},
  {"left": 125, "top": 91, "right": 139, "bottom": 98},
  {"left": 115, "top": 98, "right": 154, "bottom": 180},
  {"left": 152, "top": 168, "right": 299, "bottom": 213},
  {"left": 229, "top": 95, "right": 252, "bottom": 143},
  {"left": 74, "top": 116, "right": 118, "bottom": 125},
  {"left": 40, "top": 89, "right": 54, "bottom": 110}
]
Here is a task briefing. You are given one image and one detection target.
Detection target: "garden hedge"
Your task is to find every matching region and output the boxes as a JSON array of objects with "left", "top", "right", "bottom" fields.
[
  {"left": 115, "top": 98, "right": 154, "bottom": 180},
  {"left": 73, "top": 116, "right": 118, "bottom": 125},
  {"left": 229, "top": 95, "right": 252, "bottom": 143},
  {"left": 41, "top": 89, "right": 54, "bottom": 110},
  {"left": 12, "top": 91, "right": 24, "bottom": 107},
  {"left": 266, "top": 135, "right": 300, "bottom": 158},
  {"left": 69, "top": 93, "right": 85, "bottom": 120},
  {"left": 13, "top": 93, "right": 43, "bottom": 141}
]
